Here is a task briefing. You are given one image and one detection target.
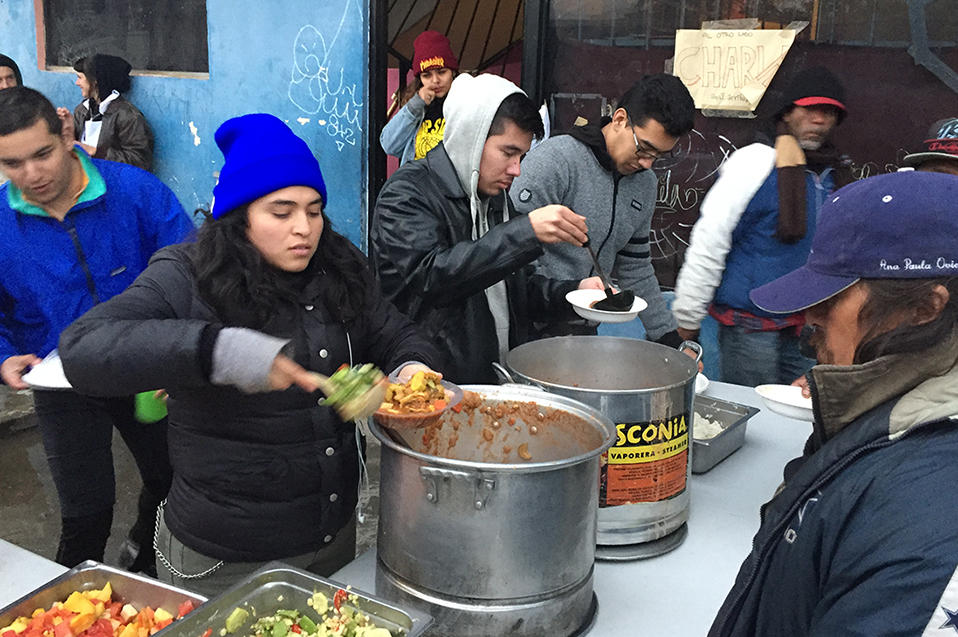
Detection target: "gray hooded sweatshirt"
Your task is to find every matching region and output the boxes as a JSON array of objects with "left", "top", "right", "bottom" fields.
[
  {"left": 442, "top": 73, "right": 524, "bottom": 361},
  {"left": 511, "top": 129, "right": 677, "bottom": 341}
]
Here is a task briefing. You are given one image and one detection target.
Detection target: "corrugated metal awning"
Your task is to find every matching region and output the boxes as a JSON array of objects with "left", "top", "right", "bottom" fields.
[{"left": 387, "top": 0, "right": 524, "bottom": 73}]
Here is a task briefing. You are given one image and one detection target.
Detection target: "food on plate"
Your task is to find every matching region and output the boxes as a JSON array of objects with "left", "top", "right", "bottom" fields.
[
  {"left": 378, "top": 371, "right": 449, "bottom": 415},
  {"left": 224, "top": 590, "right": 391, "bottom": 637},
  {"left": 317, "top": 364, "right": 384, "bottom": 409},
  {"left": 588, "top": 298, "right": 630, "bottom": 312},
  {"left": 0, "top": 582, "right": 196, "bottom": 637}
]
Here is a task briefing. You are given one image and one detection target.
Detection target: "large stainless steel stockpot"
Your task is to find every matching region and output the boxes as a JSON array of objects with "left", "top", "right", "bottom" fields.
[
  {"left": 503, "top": 336, "right": 698, "bottom": 549},
  {"left": 371, "top": 384, "right": 615, "bottom": 637}
]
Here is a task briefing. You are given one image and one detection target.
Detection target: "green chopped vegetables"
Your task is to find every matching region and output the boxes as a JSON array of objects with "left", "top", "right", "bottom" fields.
[
  {"left": 295, "top": 615, "right": 316, "bottom": 634},
  {"left": 237, "top": 589, "right": 392, "bottom": 637},
  {"left": 319, "top": 364, "right": 384, "bottom": 408},
  {"left": 225, "top": 608, "right": 249, "bottom": 634}
]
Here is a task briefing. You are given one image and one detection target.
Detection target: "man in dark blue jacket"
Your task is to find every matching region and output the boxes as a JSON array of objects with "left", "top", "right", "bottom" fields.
[
  {"left": 0, "top": 87, "right": 193, "bottom": 571},
  {"left": 673, "top": 67, "right": 853, "bottom": 386},
  {"left": 709, "top": 171, "right": 958, "bottom": 637}
]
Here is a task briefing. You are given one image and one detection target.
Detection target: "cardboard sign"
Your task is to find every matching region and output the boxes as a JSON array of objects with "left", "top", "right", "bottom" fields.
[{"left": 674, "top": 29, "right": 796, "bottom": 111}]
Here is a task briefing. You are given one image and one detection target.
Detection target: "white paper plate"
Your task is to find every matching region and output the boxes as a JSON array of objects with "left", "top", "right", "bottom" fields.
[
  {"left": 565, "top": 289, "right": 648, "bottom": 324},
  {"left": 695, "top": 373, "right": 709, "bottom": 394},
  {"left": 21, "top": 350, "right": 73, "bottom": 390},
  {"left": 755, "top": 384, "right": 813, "bottom": 421}
]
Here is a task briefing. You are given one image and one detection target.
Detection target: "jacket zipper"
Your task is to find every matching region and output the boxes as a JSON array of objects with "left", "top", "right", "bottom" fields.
[
  {"left": 595, "top": 176, "right": 620, "bottom": 272},
  {"left": 63, "top": 218, "right": 101, "bottom": 304},
  {"left": 807, "top": 166, "right": 834, "bottom": 213},
  {"left": 712, "top": 422, "right": 933, "bottom": 636}
]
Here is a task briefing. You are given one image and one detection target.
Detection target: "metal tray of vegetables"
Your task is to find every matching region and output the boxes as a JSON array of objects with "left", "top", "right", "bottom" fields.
[
  {"left": 691, "top": 396, "right": 761, "bottom": 474},
  {"left": 0, "top": 560, "right": 206, "bottom": 632},
  {"left": 154, "top": 562, "right": 432, "bottom": 637}
]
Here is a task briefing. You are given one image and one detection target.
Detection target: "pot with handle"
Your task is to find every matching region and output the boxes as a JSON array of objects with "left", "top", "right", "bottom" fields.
[
  {"left": 371, "top": 384, "right": 615, "bottom": 637},
  {"left": 504, "top": 336, "right": 700, "bottom": 553}
]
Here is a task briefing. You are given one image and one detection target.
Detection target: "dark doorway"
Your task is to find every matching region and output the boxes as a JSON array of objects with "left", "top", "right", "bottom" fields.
[{"left": 367, "top": 0, "right": 527, "bottom": 205}]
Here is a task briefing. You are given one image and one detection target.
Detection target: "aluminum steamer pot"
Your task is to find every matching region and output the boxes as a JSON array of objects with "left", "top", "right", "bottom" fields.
[
  {"left": 503, "top": 336, "right": 698, "bottom": 550},
  {"left": 371, "top": 384, "right": 615, "bottom": 637}
]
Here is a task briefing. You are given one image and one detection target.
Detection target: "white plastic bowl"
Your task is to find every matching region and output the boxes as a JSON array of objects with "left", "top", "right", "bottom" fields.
[
  {"left": 755, "top": 384, "right": 814, "bottom": 421},
  {"left": 695, "top": 373, "right": 709, "bottom": 394},
  {"left": 565, "top": 289, "right": 647, "bottom": 324},
  {"left": 21, "top": 350, "right": 72, "bottom": 390}
]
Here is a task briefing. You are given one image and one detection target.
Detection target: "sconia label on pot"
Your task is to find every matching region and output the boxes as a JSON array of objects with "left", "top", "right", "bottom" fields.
[{"left": 600, "top": 413, "right": 689, "bottom": 506}]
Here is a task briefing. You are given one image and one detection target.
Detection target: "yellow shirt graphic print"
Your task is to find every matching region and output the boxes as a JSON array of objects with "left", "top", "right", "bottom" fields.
[{"left": 415, "top": 117, "right": 445, "bottom": 160}]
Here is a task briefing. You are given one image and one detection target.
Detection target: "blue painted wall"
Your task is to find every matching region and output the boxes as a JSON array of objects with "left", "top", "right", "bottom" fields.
[{"left": 0, "top": 0, "right": 369, "bottom": 248}]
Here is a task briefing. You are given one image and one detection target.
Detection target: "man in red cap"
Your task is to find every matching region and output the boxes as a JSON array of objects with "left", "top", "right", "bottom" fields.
[
  {"left": 902, "top": 117, "right": 958, "bottom": 176},
  {"left": 672, "top": 66, "right": 853, "bottom": 387},
  {"left": 380, "top": 30, "right": 459, "bottom": 164}
]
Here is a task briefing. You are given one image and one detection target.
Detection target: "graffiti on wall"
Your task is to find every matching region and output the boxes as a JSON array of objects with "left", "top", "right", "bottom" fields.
[
  {"left": 288, "top": 0, "right": 364, "bottom": 151},
  {"left": 649, "top": 130, "right": 738, "bottom": 286}
]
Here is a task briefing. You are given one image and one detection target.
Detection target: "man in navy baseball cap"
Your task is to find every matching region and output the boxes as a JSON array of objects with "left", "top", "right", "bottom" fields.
[
  {"left": 750, "top": 171, "right": 957, "bottom": 322},
  {"left": 710, "top": 170, "right": 958, "bottom": 637}
]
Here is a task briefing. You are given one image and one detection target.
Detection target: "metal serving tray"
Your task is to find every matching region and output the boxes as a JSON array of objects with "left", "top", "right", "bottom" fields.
[
  {"left": 156, "top": 562, "right": 432, "bottom": 637},
  {"left": 691, "top": 396, "right": 761, "bottom": 474},
  {"left": 0, "top": 560, "right": 207, "bottom": 624}
]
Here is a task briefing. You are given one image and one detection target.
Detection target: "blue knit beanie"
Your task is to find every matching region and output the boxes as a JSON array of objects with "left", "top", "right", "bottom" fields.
[{"left": 211, "top": 114, "right": 327, "bottom": 219}]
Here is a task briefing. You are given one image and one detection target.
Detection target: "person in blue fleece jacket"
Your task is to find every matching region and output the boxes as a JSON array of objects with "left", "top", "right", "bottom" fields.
[{"left": 0, "top": 86, "right": 192, "bottom": 571}]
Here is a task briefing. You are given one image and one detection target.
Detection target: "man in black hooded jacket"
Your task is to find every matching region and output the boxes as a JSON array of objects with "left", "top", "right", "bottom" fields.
[{"left": 372, "top": 74, "right": 601, "bottom": 385}]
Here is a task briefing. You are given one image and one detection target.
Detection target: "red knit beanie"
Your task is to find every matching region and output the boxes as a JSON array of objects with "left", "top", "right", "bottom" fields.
[{"left": 413, "top": 31, "right": 458, "bottom": 74}]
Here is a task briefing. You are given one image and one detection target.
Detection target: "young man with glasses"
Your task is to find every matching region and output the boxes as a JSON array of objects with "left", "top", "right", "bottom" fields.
[
  {"left": 672, "top": 67, "right": 852, "bottom": 387},
  {"left": 512, "top": 74, "right": 694, "bottom": 345}
]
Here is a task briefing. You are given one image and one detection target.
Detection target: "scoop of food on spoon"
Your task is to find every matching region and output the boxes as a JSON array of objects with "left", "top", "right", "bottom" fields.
[
  {"left": 308, "top": 363, "right": 389, "bottom": 421},
  {"left": 582, "top": 238, "right": 635, "bottom": 311}
]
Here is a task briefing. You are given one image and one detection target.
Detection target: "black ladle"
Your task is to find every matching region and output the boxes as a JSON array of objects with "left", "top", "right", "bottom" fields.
[{"left": 582, "top": 239, "right": 636, "bottom": 312}]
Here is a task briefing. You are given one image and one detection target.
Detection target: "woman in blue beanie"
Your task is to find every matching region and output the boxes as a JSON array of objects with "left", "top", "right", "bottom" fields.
[{"left": 59, "top": 113, "right": 443, "bottom": 595}]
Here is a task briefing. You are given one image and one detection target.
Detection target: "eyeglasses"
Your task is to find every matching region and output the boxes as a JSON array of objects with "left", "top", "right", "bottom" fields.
[{"left": 629, "top": 120, "right": 676, "bottom": 160}]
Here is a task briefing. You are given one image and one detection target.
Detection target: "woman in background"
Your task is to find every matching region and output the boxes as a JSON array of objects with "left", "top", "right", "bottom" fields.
[
  {"left": 380, "top": 30, "right": 458, "bottom": 164},
  {"left": 71, "top": 54, "right": 153, "bottom": 170}
]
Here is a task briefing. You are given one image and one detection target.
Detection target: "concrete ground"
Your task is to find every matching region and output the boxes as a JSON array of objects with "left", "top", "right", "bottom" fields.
[{"left": 0, "top": 386, "right": 381, "bottom": 572}]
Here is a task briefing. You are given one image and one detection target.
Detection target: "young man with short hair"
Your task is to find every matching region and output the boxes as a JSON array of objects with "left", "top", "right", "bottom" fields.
[
  {"left": 371, "top": 73, "right": 602, "bottom": 384},
  {"left": 0, "top": 86, "right": 193, "bottom": 571},
  {"left": 511, "top": 74, "right": 695, "bottom": 343}
]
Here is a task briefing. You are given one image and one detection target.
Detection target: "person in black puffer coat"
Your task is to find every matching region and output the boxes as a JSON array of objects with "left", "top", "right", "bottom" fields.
[{"left": 59, "top": 113, "right": 442, "bottom": 596}]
